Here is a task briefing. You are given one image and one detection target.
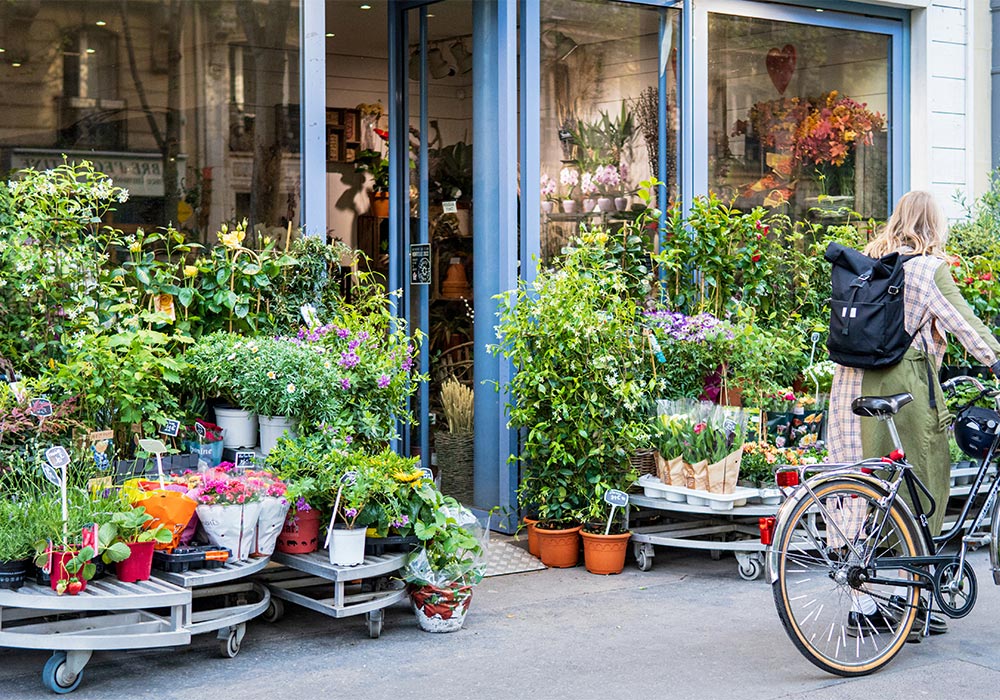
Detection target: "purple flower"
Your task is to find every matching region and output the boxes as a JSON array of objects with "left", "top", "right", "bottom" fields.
[
  {"left": 339, "top": 351, "right": 360, "bottom": 369},
  {"left": 377, "top": 374, "right": 390, "bottom": 388},
  {"left": 401, "top": 357, "right": 414, "bottom": 371},
  {"left": 348, "top": 339, "right": 361, "bottom": 351},
  {"left": 344, "top": 507, "right": 358, "bottom": 519},
  {"left": 337, "top": 327, "right": 350, "bottom": 339},
  {"left": 340, "top": 377, "right": 351, "bottom": 390},
  {"left": 356, "top": 331, "right": 370, "bottom": 341},
  {"left": 344, "top": 435, "right": 353, "bottom": 444}
]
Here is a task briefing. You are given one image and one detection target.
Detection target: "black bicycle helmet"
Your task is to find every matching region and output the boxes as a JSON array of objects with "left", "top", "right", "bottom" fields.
[{"left": 954, "top": 406, "right": 1000, "bottom": 459}]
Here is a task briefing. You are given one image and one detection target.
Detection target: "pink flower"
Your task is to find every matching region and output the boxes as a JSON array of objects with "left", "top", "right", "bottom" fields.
[{"left": 693, "top": 423, "right": 705, "bottom": 435}]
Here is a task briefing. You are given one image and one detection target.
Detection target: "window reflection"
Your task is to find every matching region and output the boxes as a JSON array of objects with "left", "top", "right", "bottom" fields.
[
  {"left": 539, "top": 0, "right": 678, "bottom": 263},
  {"left": 0, "top": 1, "right": 301, "bottom": 239},
  {"left": 708, "top": 13, "right": 889, "bottom": 222}
]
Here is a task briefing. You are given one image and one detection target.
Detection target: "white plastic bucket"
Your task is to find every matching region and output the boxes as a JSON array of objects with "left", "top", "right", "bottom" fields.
[
  {"left": 328, "top": 527, "right": 367, "bottom": 567},
  {"left": 214, "top": 407, "right": 258, "bottom": 449},
  {"left": 259, "top": 415, "right": 298, "bottom": 456}
]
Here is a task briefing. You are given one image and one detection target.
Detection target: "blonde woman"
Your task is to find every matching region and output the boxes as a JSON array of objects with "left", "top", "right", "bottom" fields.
[{"left": 829, "top": 191, "right": 1000, "bottom": 634}]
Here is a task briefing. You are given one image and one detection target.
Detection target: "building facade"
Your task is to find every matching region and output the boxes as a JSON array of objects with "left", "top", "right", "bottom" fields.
[{"left": 0, "top": 0, "right": 992, "bottom": 527}]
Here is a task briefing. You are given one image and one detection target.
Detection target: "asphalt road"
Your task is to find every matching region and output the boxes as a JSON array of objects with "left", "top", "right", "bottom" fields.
[{"left": 2, "top": 547, "right": 998, "bottom": 699}]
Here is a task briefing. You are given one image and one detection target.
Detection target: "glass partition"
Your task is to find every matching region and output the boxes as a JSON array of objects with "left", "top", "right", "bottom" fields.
[
  {"left": 538, "top": 0, "right": 678, "bottom": 262},
  {"left": 707, "top": 12, "right": 890, "bottom": 222}
]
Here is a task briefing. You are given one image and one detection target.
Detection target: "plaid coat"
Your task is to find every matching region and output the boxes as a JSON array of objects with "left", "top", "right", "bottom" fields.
[{"left": 829, "top": 254, "right": 1000, "bottom": 465}]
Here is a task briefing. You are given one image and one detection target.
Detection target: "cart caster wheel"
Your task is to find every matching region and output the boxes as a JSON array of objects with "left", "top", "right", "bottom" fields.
[
  {"left": 262, "top": 598, "right": 284, "bottom": 623},
  {"left": 737, "top": 556, "right": 762, "bottom": 581},
  {"left": 220, "top": 630, "right": 242, "bottom": 658},
  {"left": 42, "top": 652, "right": 83, "bottom": 694},
  {"left": 634, "top": 544, "right": 653, "bottom": 572},
  {"left": 367, "top": 609, "right": 384, "bottom": 639}
]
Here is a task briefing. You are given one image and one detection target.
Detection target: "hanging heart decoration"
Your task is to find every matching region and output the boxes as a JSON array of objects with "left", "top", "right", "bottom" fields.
[{"left": 765, "top": 44, "right": 797, "bottom": 95}]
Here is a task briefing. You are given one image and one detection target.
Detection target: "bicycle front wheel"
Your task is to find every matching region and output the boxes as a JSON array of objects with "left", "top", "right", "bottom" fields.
[{"left": 772, "top": 478, "right": 922, "bottom": 676}]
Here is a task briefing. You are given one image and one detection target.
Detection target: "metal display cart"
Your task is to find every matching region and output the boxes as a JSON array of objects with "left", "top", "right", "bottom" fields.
[
  {"left": 629, "top": 465, "right": 998, "bottom": 581},
  {"left": 0, "top": 577, "right": 192, "bottom": 693},
  {"left": 258, "top": 550, "right": 408, "bottom": 639},
  {"left": 627, "top": 494, "right": 778, "bottom": 580},
  {"left": 0, "top": 557, "right": 272, "bottom": 693},
  {"left": 153, "top": 556, "right": 271, "bottom": 658}
]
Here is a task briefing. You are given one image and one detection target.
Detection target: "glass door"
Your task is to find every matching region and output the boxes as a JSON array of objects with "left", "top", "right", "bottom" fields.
[{"left": 405, "top": 1, "right": 476, "bottom": 505}]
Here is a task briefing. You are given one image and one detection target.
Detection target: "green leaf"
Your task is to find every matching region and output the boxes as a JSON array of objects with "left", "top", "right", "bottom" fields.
[
  {"left": 177, "top": 287, "right": 195, "bottom": 308},
  {"left": 135, "top": 268, "right": 152, "bottom": 287},
  {"left": 105, "top": 542, "right": 131, "bottom": 563}
]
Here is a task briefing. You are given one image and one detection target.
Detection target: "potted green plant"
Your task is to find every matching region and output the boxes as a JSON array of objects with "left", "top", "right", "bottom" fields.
[
  {"left": 403, "top": 484, "right": 486, "bottom": 633},
  {"left": 184, "top": 332, "right": 259, "bottom": 449},
  {"left": 237, "top": 336, "right": 325, "bottom": 455},
  {"left": 580, "top": 496, "right": 631, "bottom": 576},
  {"left": 99, "top": 506, "right": 173, "bottom": 583},
  {"left": 353, "top": 148, "right": 389, "bottom": 217},
  {"left": 0, "top": 499, "right": 37, "bottom": 590},
  {"left": 495, "top": 228, "right": 655, "bottom": 568}
]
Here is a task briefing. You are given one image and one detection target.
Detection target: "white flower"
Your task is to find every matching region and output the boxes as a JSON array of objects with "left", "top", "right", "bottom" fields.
[
  {"left": 267, "top": 371, "right": 276, "bottom": 380},
  {"left": 286, "top": 383, "right": 296, "bottom": 393}
]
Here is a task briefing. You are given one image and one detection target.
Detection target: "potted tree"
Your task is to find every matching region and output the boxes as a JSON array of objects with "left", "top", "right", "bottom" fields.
[
  {"left": 495, "top": 227, "right": 655, "bottom": 568},
  {"left": 403, "top": 485, "right": 487, "bottom": 633}
]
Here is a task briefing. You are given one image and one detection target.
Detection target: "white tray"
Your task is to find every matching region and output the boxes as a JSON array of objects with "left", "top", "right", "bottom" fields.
[{"left": 636, "top": 475, "right": 758, "bottom": 510}]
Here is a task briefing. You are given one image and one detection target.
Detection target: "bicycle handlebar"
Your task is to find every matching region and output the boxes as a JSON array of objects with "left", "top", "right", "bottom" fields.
[{"left": 941, "top": 375, "right": 999, "bottom": 397}]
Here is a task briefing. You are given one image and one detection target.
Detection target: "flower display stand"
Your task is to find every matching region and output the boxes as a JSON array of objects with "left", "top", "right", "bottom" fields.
[
  {"left": 626, "top": 486, "right": 781, "bottom": 581},
  {"left": 258, "top": 550, "right": 408, "bottom": 639},
  {"left": 0, "top": 557, "right": 272, "bottom": 693}
]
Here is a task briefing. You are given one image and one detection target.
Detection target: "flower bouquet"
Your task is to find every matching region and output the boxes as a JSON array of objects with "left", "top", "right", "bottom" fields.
[
  {"left": 654, "top": 400, "right": 746, "bottom": 494},
  {"left": 245, "top": 470, "right": 290, "bottom": 557},
  {"left": 190, "top": 464, "right": 263, "bottom": 561}
]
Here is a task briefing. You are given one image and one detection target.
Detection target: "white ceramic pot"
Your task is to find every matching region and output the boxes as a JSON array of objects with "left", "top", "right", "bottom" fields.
[
  {"left": 328, "top": 526, "right": 367, "bottom": 566},
  {"left": 561, "top": 200, "right": 577, "bottom": 214},
  {"left": 582, "top": 198, "right": 597, "bottom": 213},
  {"left": 259, "top": 415, "right": 298, "bottom": 456},
  {"left": 214, "top": 407, "right": 258, "bottom": 449},
  {"left": 254, "top": 496, "right": 291, "bottom": 556},
  {"left": 597, "top": 197, "right": 615, "bottom": 212},
  {"left": 614, "top": 196, "right": 630, "bottom": 212},
  {"left": 541, "top": 201, "right": 554, "bottom": 214},
  {"left": 197, "top": 501, "right": 263, "bottom": 561}
]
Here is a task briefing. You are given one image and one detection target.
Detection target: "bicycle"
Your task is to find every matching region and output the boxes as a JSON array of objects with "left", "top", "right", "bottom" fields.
[{"left": 763, "top": 375, "right": 1000, "bottom": 676}]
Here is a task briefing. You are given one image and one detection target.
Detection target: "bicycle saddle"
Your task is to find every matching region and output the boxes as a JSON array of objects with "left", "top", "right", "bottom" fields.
[{"left": 851, "top": 392, "right": 913, "bottom": 418}]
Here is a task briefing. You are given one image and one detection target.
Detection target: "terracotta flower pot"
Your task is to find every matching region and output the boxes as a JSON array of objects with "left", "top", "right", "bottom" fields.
[
  {"left": 581, "top": 530, "right": 631, "bottom": 575},
  {"left": 535, "top": 523, "right": 582, "bottom": 568},
  {"left": 116, "top": 541, "right": 155, "bottom": 583},
  {"left": 522, "top": 516, "right": 540, "bottom": 558},
  {"left": 371, "top": 192, "right": 389, "bottom": 218},
  {"left": 276, "top": 508, "right": 321, "bottom": 554}
]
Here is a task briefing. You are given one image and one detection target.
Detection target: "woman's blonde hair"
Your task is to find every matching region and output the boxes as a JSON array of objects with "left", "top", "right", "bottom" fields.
[{"left": 864, "top": 190, "right": 948, "bottom": 258}]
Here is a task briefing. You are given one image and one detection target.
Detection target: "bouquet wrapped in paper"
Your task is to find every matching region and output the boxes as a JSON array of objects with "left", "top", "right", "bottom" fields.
[{"left": 653, "top": 399, "right": 747, "bottom": 494}]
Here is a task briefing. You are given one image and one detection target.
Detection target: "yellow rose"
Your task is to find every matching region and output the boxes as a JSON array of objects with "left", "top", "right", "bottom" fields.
[
  {"left": 129, "top": 241, "right": 142, "bottom": 253},
  {"left": 183, "top": 265, "right": 198, "bottom": 278}
]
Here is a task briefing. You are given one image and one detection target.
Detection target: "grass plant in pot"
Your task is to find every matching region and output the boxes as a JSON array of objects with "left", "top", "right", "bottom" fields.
[
  {"left": 495, "top": 222, "right": 657, "bottom": 568},
  {"left": 403, "top": 485, "right": 487, "bottom": 633},
  {"left": 0, "top": 499, "right": 38, "bottom": 590},
  {"left": 436, "top": 378, "right": 474, "bottom": 504},
  {"left": 100, "top": 506, "right": 173, "bottom": 583}
]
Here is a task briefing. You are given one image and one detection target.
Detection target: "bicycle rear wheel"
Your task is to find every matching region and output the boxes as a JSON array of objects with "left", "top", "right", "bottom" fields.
[{"left": 772, "top": 478, "right": 922, "bottom": 676}]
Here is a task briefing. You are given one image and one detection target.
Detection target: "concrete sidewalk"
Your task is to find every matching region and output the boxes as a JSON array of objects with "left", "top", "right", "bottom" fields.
[{"left": 2, "top": 546, "right": 998, "bottom": 699}]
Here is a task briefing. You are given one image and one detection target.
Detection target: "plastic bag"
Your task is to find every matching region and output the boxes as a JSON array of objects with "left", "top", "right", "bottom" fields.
[{"left": 404, "top": 503, "right": 489, "bottom": 588}]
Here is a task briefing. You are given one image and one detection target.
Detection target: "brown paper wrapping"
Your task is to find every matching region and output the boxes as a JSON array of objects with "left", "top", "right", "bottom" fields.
[
  {"left": 655, "top": 451, "right": 671, "bottom": 485},
  {"left": 706, "top": 448, "right": 743, "bottom": 494},
  {"left": 668, "top": 457, "right": 687, "bottom": 488},
  {"left": 689, "top": 460, "right": 709, "bottom": 491}
]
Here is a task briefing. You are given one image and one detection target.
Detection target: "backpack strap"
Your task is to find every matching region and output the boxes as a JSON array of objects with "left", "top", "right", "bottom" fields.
[
  {"left": 920, "top": 336, "right": 937, "bottom": 409},
  {"left": 840, "top": 269, "right": 873, "bottom": 338}
]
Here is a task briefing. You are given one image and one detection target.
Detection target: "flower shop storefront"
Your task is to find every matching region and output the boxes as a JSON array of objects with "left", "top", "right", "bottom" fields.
[{"left": 387, "top": 0, "right": 906, "bottom": 529}]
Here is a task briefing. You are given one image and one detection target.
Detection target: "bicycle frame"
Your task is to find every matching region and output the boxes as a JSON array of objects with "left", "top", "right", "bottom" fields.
[{"left": 769, "top": 375, "right": 1000, "bottom": 593}]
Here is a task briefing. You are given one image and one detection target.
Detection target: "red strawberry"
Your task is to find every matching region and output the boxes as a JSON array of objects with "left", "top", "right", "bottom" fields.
[{"left": 67, "top": 579, "right": 83, "bottom": 595}]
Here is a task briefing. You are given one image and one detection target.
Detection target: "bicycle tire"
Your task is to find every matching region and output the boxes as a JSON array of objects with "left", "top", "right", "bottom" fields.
[{"left": 772, "top": 478, "right": 922, "bottom": 676}]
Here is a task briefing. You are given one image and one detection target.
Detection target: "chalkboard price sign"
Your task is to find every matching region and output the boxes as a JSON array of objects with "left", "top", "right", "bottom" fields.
[
  {"left": 235, "top": 451, "right": 256, "bottom": 468},
  {"left": 29, "top": 398, "right": 53, "bottom": 418},
  {"left": 411, "top": 244, "right": 431, "bottom": 285},
  {"left": 603, "top": 489, "right": 630, "bottom": 508},
  {"left": 161, "top": 419, "right": 181, "bottom": 437}
]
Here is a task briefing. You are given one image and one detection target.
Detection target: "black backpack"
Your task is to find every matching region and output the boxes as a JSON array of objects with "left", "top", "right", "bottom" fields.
[{"left": 825, "top": 242, "right": 915, "bottom": 370}]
